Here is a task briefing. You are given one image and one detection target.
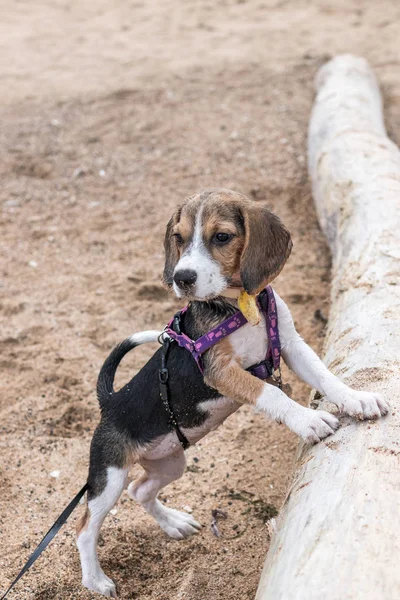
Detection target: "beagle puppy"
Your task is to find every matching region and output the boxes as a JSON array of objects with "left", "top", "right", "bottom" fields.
[{"left": 76, "top": 189, "right": 388, "bottom": 597}]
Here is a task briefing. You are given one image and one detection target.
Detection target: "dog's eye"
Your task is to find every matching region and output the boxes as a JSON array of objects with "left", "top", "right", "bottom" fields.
[
  {"left": 173, "top": 233, "right": 184, "bottom": 245},
  {"left": 214, "top": 232, "right": 233, "bottom": 244}
]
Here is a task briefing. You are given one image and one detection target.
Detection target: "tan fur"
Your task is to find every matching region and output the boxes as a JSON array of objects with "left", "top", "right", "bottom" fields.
[
  {"left": 163, "top": 194, "right": 203, "bottom": 285},
  {"left": 203, "top": 217, "right": 238, "bottom": 238},
  {"left": 203, "top": 338, "right": 264, "bottom": 406},
  {"left": 206, "top": 223, "right": 244, "bottom": 276},
  {"left": 163, "top": 211, "right": 181, "bottom": 285},
  {"left": 76, "top": 506, "right": 90, "bottom": 537},
  {"left": 210, "top": 238, "right": 244, "bottom": 277},
  {"left": 172, "top": 213, "right": 193, "bottom": 245}
]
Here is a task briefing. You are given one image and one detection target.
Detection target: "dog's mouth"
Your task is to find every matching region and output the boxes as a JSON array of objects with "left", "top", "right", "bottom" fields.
[
  {"left": 173, "top": 281, "right": 243, "bottom": 302},
  {"left": 171, "top": 264, "right": 243, "bottom": 302},
  {"left": 173, "top": 287, "right": 224, "bottom": 302}
]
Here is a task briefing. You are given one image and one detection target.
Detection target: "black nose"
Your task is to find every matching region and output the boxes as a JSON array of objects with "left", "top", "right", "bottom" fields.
[{"left": 173, "top": 269, "right": 197, "bottom": 289}]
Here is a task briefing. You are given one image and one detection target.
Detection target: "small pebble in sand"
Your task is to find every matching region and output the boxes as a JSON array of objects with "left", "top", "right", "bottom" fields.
[
  {"left": 110, "top": 508, "right": 118, "bottom": 516},
  {"left": 72, "top": 167, "right": 86, "bottom": 179},
  {"left": 29, "top": 260, "right": 38, "bottom": 268},
  {"left": 49, "top": 470, "right": 60, "bottom": 478}
]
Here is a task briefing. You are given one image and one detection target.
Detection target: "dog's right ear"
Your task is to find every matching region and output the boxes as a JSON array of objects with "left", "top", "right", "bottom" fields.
[
  {"left": 239, "top": 203, "right": 292, "bottom": 295},
  {"left": 162, "top": 209, "right": 181, "bottom": 287}
]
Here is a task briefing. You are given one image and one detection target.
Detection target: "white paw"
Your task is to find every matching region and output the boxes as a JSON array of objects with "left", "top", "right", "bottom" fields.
[
  {"left": 286, "top": 406, "right": 340, "bottom": 444},
  {"left": 332, "top": 390, "right": 389, "bottom": 420},
  {"left": 82, "top": 571, "right": 117, "bottom": 597},
  {"left": 153, "top": 501, "right": 202, "bottom": 540}
]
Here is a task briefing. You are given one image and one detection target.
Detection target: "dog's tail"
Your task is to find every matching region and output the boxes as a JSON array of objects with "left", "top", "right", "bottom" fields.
[{"left": 97, "top": 330, "right": 161, "bottom": 402}]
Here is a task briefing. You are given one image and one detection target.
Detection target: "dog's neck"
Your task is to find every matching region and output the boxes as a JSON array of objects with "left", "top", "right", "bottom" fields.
[{"left": 220, "top": 287, "right": 242, "bottom": 300}]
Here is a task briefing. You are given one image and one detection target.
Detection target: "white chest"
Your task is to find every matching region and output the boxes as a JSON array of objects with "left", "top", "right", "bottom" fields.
[{"left": 228, "top": 314, "right": 269, "bottom": 368}]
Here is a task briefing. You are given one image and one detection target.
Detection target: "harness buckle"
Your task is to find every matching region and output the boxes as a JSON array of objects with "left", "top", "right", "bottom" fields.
[
  {"left": 173, "top": 312, "right": 182, "bottom": 334},
  {"left": 158, "top": 367, "right": 169, "bottom": 384},
  {"left": 273, "top": 366, "right": 283, "bottom": 389}
]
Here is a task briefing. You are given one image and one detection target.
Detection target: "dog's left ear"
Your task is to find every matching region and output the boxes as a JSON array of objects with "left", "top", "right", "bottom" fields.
[
  {"left": 239, "top": 204, "right": 292, "bottom": 295},
  {"left": 162, "top": 209, "right": 181, "bottom": 287}
]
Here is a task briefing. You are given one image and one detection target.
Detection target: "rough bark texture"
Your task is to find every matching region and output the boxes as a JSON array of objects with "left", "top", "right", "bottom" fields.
[{"left": 256, "top": 55, "right": 400, "bottom": 600}]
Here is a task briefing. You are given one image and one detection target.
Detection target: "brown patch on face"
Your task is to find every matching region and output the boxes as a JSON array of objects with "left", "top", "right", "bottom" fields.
[
  {"left": 163, "top": 210, "right": 181, "bottom": 286},
  {"left": 199, "top": 192, "right": 246, "bottom": 280},
  {"left": 76, "top": 506, "right": 90, "bottom": 538},
  {"left": 202, "top": 215, "right": 244, "bottom": 277},
  {"left": 198, "top": 189, "right": 292, "bottom": 292},
  {"left": 172, "top": 213, "right": 192, "bottom": 242},
  {"left": 178, "top": 193, "right": 204, "bottom": 229},
  {"left": 163, "top": 188, "right": 292, "bottom": 293},
  {"left": 162, "top": 193, "right": 203, "bottom": 286},
  {"left": 203, "top": 337, "right": 264, "bottom": 405}
]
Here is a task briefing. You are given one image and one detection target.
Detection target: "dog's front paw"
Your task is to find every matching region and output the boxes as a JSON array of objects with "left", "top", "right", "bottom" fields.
[
  {"left": 154, "top": 503, "right": 202, "bottom": 540},
  {"left": 82, "top": 572, "right": 117, "bottom": 598},
  {"left": 286, "top": 406, "right": 340, "bottom": 444},
  {"left": 332, "top": 390, "right": 389, "bottom": 420}
]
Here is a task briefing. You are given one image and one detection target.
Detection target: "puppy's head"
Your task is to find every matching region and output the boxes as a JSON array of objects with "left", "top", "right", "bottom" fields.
[{"left": 163, "top": 189, "right": 292, "bottom": 300}]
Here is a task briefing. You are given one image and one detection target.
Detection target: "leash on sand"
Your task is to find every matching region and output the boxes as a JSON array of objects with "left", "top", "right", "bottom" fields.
[
  {"left": 1, "top": 333, "right": 185, "bottom": 598},
  {"left": 0, "top": 483, "right": 88, "bottom": 600},
  {"left": 1, "top": 331, "right": 186, "bottom": 598}
]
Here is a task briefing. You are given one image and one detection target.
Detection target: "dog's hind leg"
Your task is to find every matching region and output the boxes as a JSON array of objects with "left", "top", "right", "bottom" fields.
[
  {"left": 128, "top": 450, "right": 201, "bottom": 540},
  {"left": 77, "top": 464, "right": 128, "bottom": 597}
]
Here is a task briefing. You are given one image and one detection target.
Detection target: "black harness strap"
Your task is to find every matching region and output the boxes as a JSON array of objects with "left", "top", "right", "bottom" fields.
[
  {"left": 0, "top": 483, "right": 88, "bottom": 600},
  {"left": 159, "top": 336, "right": 190, "bottom": 450}
]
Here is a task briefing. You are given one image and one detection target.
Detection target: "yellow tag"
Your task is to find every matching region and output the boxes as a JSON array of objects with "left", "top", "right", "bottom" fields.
[{"left": 238, "top": 291, "right": 261, "bottom": 326}]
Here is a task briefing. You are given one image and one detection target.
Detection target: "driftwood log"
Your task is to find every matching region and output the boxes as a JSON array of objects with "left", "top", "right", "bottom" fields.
[{"left": 256, "top": 55, "right": 400, "bottom": 600}]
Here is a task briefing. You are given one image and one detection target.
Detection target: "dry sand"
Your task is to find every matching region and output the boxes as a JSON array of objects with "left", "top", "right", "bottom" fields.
[{"left": 1, "top": 1, "right": 399, "bottom": 598}]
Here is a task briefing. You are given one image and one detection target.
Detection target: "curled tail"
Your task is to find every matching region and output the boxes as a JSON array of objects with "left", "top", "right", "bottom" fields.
[{"left": 97, "top": 330, "right": 161, "bottom": 403}]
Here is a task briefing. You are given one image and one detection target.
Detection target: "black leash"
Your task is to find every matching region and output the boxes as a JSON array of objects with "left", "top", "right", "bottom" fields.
[
  {"left": 159, "top": 335, "right": 190, "bottom": 450},
  {"left": 3, "top": 332, "right": 187, "bottom": 598},
  {"left": 1, "top": 483, "right": 88, "bottom": 600},
  {"left": 3, "top": 324, "right": 190, "bottom": 598}
]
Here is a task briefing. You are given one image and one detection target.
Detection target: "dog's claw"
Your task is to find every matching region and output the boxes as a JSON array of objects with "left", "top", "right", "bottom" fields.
[
  {"left": 331, "top": 390, "right": 389, "bottom": 420},
  {"left": 286, "top": 406, "right": 340, "bottom": 444}
]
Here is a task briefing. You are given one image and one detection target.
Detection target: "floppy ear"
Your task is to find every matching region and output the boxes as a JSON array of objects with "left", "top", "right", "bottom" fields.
[
  {"left": 162, "top": 210, "right": 181, "bottom": 286},
  {"left": 240, "top": 204, "right": 292, "bottom": 294}
]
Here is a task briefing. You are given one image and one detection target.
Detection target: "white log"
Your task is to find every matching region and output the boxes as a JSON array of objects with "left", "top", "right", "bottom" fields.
[{"left": 256, "top": 55, "right": 400, "bottom": 600}]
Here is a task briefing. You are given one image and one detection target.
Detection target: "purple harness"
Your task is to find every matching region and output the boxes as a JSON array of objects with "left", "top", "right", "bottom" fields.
[{"left": 164, "top": 286, "right": 281, "bottom": 385}]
